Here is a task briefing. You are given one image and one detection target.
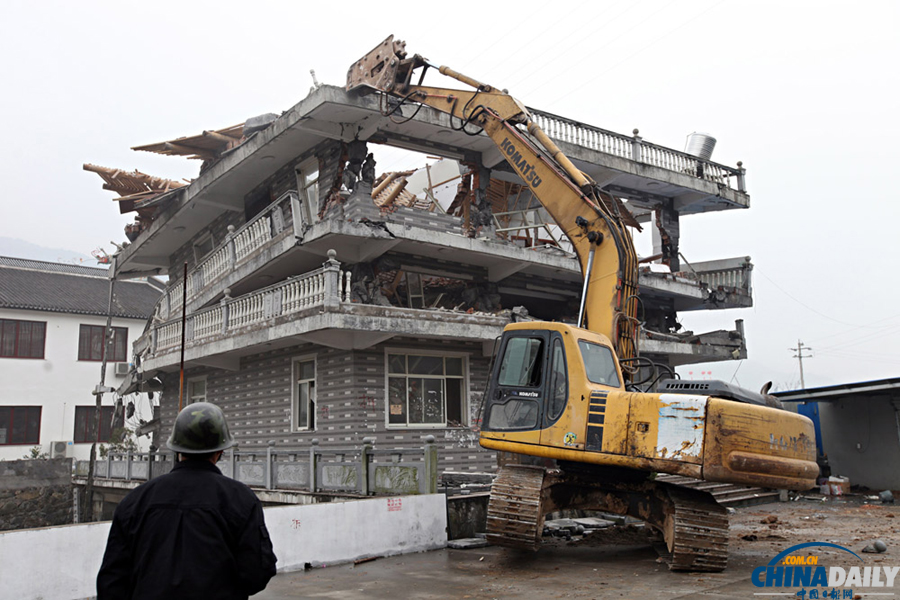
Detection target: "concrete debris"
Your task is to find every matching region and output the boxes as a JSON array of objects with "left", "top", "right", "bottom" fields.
[
  {"left": 447, "top": 538, "right": 489, "bottom": 550},
  {"left": 862, "top": 539, "right": 888, "bottom": 553},
  {"left": 880, "top": 490, "right": 895, "bottom": 503},
  {"left": 571, "top": 517, "right": 615, "bottom": 530},
  {"left": 760, "top": 515, "right": 778, "bottom": 524},
  {"left": 243, "top": 113, "right": 279, "bottom": 137}
]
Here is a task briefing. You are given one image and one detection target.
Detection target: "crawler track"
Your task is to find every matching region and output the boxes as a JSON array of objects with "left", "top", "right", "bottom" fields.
[{"left": 485, "top": 465, "right": 729, "bottom": 571}]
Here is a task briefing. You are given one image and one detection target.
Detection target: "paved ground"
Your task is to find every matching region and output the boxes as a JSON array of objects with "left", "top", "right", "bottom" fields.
[{"left": 256, "top": 495, "right": 900, "bottom": 599}]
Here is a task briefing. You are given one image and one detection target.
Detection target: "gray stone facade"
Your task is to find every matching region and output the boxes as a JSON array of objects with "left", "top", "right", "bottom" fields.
[
  {"left": 157, "top": 337, "right": 495, "bottom": 472},
  {"left": 0, "top": 458, "right": 73, "bottom": 531}
]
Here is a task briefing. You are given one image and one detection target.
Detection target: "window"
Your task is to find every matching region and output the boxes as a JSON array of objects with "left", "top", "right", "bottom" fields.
[
  {"left": 78, "top": 325, "right": 128, "bottom": 362},
  {"left": 578, "top": 340, "right": 621, "bottom": 387},
  {"left": 0, "top": 319, "right": 46, "bottom": 359},
  {"left": 547, "top": 338, "right": 568, "bottom": 420},
  {"left": 292, "top": 358, "right": 316, "bottom": 431},
  {"left": 187, "top": 377, "right": 207, "bottom": 405},
  {"left": 0, "top": 406, "right": 41, "bottom": 445},
  {"left": 74, "top": 406, "right": 123, "bottom": 443},
  {"left": 387, "top": 353, "right": 466, "bottom": 427},
  {"left": 294, "top": 160, "right": 319, "bottom": 226},
  {"left": 497, "top": 337, "right": 544, "bottom": 387},
  {"left": 193, "top": 233, "right": 216, "bottom": 262}
]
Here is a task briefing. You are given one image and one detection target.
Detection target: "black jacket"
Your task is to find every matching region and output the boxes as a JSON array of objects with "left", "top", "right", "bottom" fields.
[{"left": 97, "top": 459, "right": 277, "bottom": 600}]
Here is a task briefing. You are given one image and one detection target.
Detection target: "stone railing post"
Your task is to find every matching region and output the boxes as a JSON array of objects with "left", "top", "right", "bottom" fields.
[
  {"left": 221, "top": 289, "right": 232, "bottom": 334},
  {"left": 322, "top": 249, "right": 341, "bottom": 311},
  {"left": 229, "top": 445, "right": 237, "bottom": 479},
  {"left": 266, "top": 441, "right": 275, "bottom": 490},
  {"left": 631, "top": 129, "right": 643, "bottom": 163},
  {"left": 360, "top": 437, "right": 375, "bottom": 496},
  {"left": 423, "top": 435, "right": 438, "bottom": 494},
  {"left": 736, "top": 161, "right": 746, "bottom": 193},
  {"left": 125, "top": 450, "right": 132, "bottom": 481},
  {"left": 225, "top": 225, "right": 237, "bottom": 272},
  {"left": 309, "top": 439, "right": 319, "bottom": 492}
]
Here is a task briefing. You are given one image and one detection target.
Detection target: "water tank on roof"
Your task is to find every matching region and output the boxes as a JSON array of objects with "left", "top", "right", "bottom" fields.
[{"left": 684, "top": 132, "right": 717, "bottom": 160}]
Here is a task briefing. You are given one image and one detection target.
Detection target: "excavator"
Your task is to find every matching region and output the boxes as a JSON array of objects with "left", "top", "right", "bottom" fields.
[{"left": 347, "top": 36, "right": 817, "bottom": 572}]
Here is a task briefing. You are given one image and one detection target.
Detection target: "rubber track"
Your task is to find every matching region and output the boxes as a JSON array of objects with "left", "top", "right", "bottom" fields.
[
  {"left": 659, "top": 485, "right": 729, "bottom": 572},
  {"left": 485, "top": 465, "right": 545, "bottom": 550}
]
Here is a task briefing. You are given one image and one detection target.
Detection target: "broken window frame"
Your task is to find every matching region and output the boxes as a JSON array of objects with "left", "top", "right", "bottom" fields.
[
  {"left": 385, "top": 350, "right": 468, "bottom": 429},
  {"left": 294, "top": 159, "right": 319, "bottom": 228},
  {"left": 291, "top": 355, "right": 316, "bottom": 432},
  {"left": 186, "top": 376, "right": 207, "bottom": 405}
]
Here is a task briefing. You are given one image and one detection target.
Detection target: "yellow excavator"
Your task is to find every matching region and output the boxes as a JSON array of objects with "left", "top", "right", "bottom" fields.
[{"left": 348, "top": 36, "right": 817, "bottom": 572}]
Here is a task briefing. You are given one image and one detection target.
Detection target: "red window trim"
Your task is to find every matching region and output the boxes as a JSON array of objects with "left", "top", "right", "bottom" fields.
[
  {"left": 0, "top": 406, "right": 42, "bottom": 445},
  {"left": 0, "top": 319, "right": 46, "bottom": 360},
  {"left": 77, "top": 324, "right": 128, "bottom": 362}
]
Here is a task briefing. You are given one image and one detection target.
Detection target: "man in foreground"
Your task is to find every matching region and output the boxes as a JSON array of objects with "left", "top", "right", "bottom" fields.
[{"left": 97, "top": 402, "right": 277, "bottom": 599}]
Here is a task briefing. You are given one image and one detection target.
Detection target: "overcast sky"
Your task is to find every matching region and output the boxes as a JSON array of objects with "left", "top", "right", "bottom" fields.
[{"left": 1, "top": 0, "right": 897, "bottom": 391}]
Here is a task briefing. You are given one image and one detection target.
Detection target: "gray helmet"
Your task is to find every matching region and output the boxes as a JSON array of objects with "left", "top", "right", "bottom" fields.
[{"left": 166, "top": 402, "right": 234, "bottom": 454}]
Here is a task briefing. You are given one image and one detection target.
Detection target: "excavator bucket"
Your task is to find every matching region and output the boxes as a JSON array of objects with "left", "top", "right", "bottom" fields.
[{"left": 346, "top": 35, "right": 408, "bottom": 92}]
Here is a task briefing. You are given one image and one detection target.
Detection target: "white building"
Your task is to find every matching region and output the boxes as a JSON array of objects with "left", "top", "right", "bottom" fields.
[{"left": 0, "top": 257, "right": 162, "bottom": 461}]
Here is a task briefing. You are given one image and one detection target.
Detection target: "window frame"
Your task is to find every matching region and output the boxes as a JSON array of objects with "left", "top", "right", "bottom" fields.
[
  {"left": 186, "top": 376, "right": 208, "bottom": 405},
  {"left": 0, "top": 318, "right": 47, "bottom": 359},
  {"left": 77, "top": 324, "right": 128, "bottom": 362},
  {"left": 291, "top": 355, "right": 317, "bottom": 432},
  {"left": 0, "top": 406, "right": 42, "bottom": 445},
  {"left": 73, "top": 405, "right": 122, "bottom": 444},
  {"left": 384, "top": 349, "right": 469, "bottom": 429},
  {"left": 192, "top": 232, "right": 216, "bottom": 263},
  {"left": 294, "top": 158, "right": 320, "bottom": 227}
]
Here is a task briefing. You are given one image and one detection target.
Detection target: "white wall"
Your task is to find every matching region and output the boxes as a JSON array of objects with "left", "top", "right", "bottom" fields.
[
  {"left": 0, "top": 308, "right": 153, "bottom": 461},
  {"left": 0, "top": 494, "right": 448, "bottom": 600}
]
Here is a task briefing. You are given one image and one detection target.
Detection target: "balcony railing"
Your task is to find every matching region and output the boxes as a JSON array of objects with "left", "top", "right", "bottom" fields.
[
  {"left": 153, "top": 191, "right": 297, "bottom": 322},
  {"left": 529, "top": 108, "right": 746, "bottom": 192},
  {"left": 684, "top": 256, "right": 753, "bottom": 294},
  {"left": 75, "top": 437, "right": 438, "bottom": 495},
  {"left": 153, "top": 250, "right": 352, "bottom": 354}
]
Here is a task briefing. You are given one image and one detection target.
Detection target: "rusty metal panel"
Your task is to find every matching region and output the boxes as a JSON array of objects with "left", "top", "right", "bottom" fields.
[{"left": 655, "top": 394, "right": 706, "bottom": 463}]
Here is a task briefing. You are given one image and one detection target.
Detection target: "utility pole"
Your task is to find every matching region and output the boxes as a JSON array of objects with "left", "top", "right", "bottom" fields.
[{"left": 790, "top": 339, "right": 813, "bottom": 389}]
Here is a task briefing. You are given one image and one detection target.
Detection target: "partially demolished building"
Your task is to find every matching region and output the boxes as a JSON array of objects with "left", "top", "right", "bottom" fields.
[{"left": 91, "top": 72, "right": 752, "bottom": 472}]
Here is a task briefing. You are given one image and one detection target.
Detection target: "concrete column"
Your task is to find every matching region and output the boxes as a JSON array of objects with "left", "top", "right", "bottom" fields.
[
  {"left": 266, "top": 441, "right": 275, "bottom": 490},
  {"left": 652, "top": 203, "right": 681, "bottom": 272},
  {"left": 423, "top": 435, "right": 438, "bottom": 494},
  {"left": 736, "top": 161, "right": 746, "bottom": 193},
  {"left": 322, "top": 249, "right": 341, "bottom": 311},
  {"left": 361, "top": 437, "right": 375, "bottom": 496},
  {"left": 309, "top": 439, "right": 319, "bottom": 492},
  {"left": 221, "top": 289, "right": 231, "bottom": 335},
  {"left": 125, "top": 450, "right": 132, "bottom": 482}
]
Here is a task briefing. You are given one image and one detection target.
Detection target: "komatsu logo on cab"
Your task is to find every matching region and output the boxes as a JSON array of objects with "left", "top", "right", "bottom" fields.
[{"left": 500, "top": 137, "right": 543, "bottom": 188}]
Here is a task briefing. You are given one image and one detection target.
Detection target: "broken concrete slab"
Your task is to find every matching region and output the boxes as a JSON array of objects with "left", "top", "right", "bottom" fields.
[{"left": 447, "top": 538, "right": 489, "bottom": 550}]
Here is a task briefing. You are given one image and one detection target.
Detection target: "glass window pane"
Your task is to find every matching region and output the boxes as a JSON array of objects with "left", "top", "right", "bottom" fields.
[
  {"left": 409, "top": 355, "right": 442, "bottom": 375},
  {"left": 445, "top": 357, "right": 463, "bottom": 376},
  {"left": 298, "top": 360, "right": 315, "bottom": 381},
  {"left": 498, "top": 338, "right": 544, "bottom": 387},
  {"left": 298, "top": 382, "right": 309, "bottom": 429},
  {"left": 388, "top": 377, "right": 406, "bottom": 424},
  {"left": 26, "top": 407, "right": 40, "bottom": 443},
  {"left": 0, "top": 409, "right": 8, "bottom": 444},
  {"left": 1, "top": 321, "right": 16, "bottom": 356},
  {"left": 548, "top": 340, "right": 568, "bottom": 420},
  {"left": 407, "top": 378, "right": 425, "bottom": 424},
  {"left": 446, "top": 379, "right": 463, "bottom": 425},
  {"left": 91, "top": 327, "right": 103, "bottom": 361},
  {"left": 388, "top": 355, "right": 406, "bottom": 374},
  {"left": 487, "top": 399, "right": 539, "bottom": 430},
  {"left": 11, "top": 409, "right": 26, "bottom": 444},
  {"left": 578, "top": 341, "right": 620, "bottom": 387},
  {"left": 422, "top": 379, "right": 444, "bottom": 424}
]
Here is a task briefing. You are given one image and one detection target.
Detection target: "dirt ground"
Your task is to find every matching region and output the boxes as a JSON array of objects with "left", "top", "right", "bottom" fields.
[{"left": 257, "top": 494, "right": 900, "bottom": 599}]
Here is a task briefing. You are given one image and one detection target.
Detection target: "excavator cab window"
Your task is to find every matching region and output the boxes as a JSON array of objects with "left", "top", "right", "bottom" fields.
[
  {"left": 578, "top": 340, "right": 620, "bottom": 388},
  {"left": 484, "top": 333, "right": 548, "bottom": 431},
  {"left": 547, "top": 338, "right": 568, "bottom": 422}
]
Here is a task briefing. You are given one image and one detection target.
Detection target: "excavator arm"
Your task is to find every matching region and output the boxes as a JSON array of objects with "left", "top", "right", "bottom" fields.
[{"left": 347, "top": 35, "right": 640, "bottom": 365}]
